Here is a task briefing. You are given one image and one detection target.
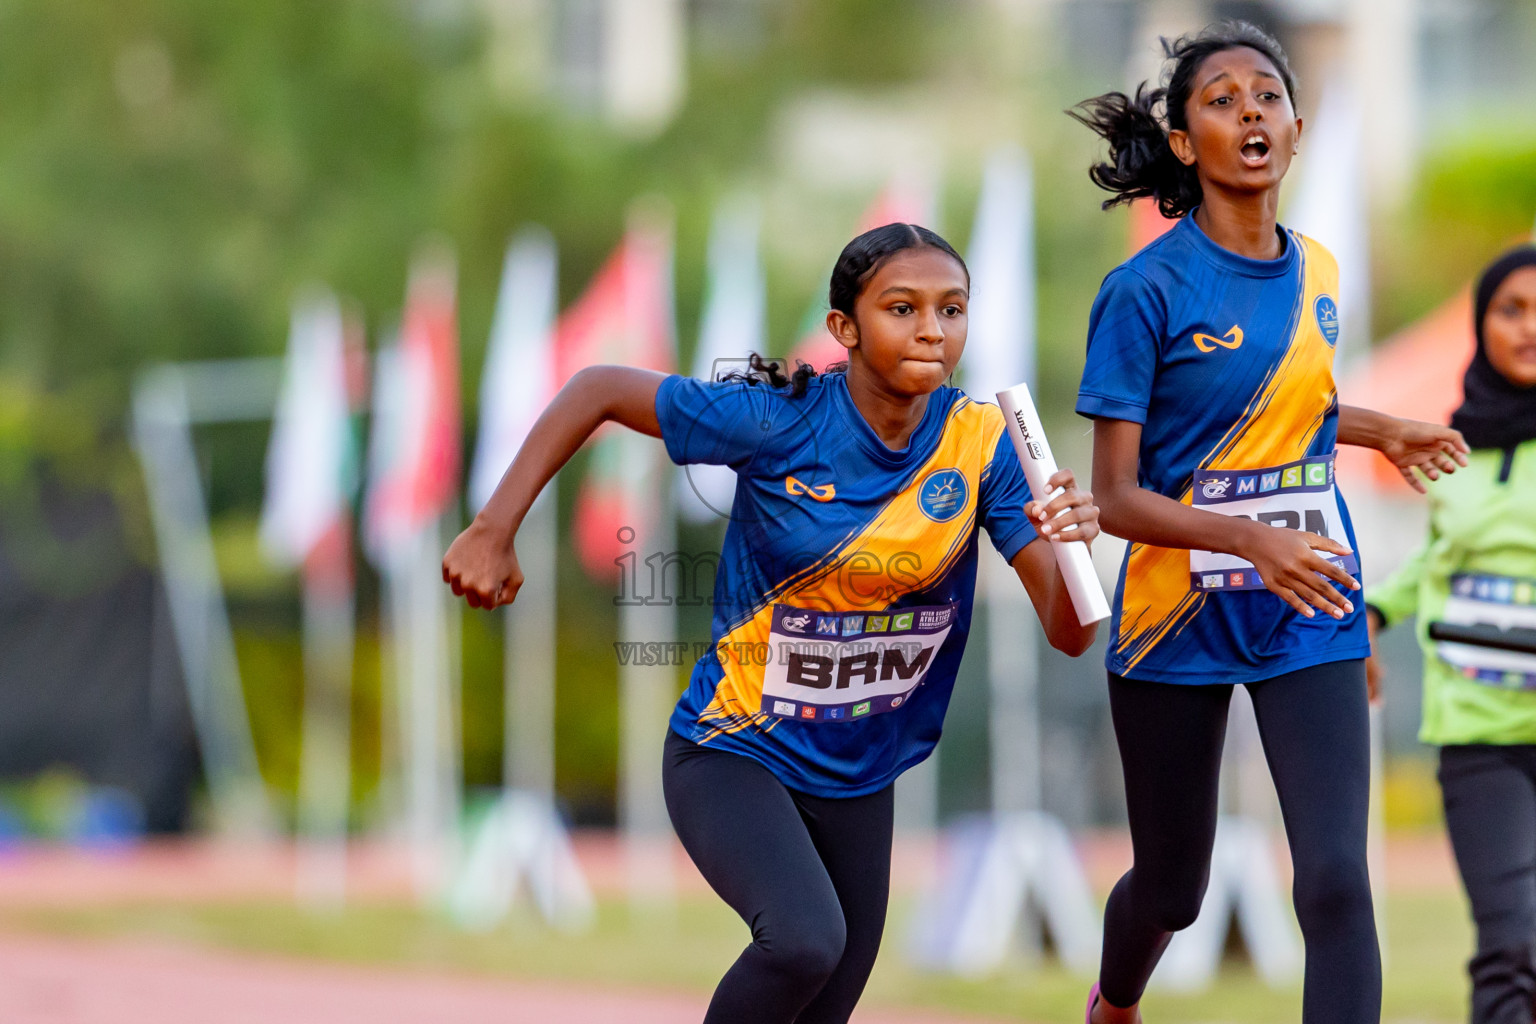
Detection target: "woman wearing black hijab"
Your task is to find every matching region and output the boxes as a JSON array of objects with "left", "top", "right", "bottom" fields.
[{"left": 1368, "top": 245, "right": 1536, "bottom": 1024}]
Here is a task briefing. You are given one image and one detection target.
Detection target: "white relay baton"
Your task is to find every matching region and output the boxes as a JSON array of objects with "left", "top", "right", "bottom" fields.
[{"left": 996, "top": 383, "right": 1111, "bottom": 626}]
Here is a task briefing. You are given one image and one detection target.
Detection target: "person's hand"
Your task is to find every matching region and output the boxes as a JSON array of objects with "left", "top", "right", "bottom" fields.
[
  {"left": 442, "top": 518, "right": 523, "bottom": 610},
  {"left": 1234, "top": 520, "right": 1359, "bottom": 619},
  {"left": 1026, "top": 469, "right": 1100, "bottom": 549},
  {"left": 1379, "top": 418, "right": 1469, "bottom": 493},
  {"left": 1364, "top": 606, "right": 1384, "bottom": 704}
]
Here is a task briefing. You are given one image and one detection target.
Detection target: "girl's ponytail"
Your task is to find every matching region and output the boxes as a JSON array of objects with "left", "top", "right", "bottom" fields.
[
  {"left": 1069, "top": 21, "right": 1297, "bottom": 221},
  {"left": 1069, "top": 84, "right": 1202, "bottom": 219}
]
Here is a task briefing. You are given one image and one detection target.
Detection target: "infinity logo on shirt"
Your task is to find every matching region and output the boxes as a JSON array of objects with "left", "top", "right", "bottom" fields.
[
  {"left": 785, "top": 476, "right": 836, "bottom": 502},
  {"left": 1192, "top": 325, "right": 1244, "bottom": 353}
]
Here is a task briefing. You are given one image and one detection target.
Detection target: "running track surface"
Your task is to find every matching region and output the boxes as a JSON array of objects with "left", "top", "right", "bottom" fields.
[
  {"left": 0, "top": 836, "right": 1458, "bottom": 1023},
  {"left": 0, "top": 933, "right": 1016, "bottom": 1024}
]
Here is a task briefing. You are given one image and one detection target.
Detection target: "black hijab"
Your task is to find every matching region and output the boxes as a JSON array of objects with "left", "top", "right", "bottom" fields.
[{"left": 1449, "top": 245, "right": 1536, "bottom": 451}]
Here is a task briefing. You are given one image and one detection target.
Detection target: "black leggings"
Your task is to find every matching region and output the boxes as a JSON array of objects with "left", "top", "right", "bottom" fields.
[
  {"left": 1439, "top": 744, "right": 1536, "bottom": 1024},
  {"left": 1100, "top": 660, "right": 1381, "bottom": 1024},
  {"left": 662, "top": 729, "right": 894, "bottom": 1024}
]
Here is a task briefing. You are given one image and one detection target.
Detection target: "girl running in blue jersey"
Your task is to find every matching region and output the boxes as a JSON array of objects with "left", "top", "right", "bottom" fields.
[
  {"left": 1070, "top": 22, "right": 1469, "bottom": 1024},
  {"left": 443, "top": 223, "right": 1102, "bottom": 1024}
]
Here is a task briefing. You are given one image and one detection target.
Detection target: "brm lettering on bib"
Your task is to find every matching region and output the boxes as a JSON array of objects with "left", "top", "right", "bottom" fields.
[
  {"left": 1437, "top": 573, "right": 1536, "bottom": 690},
  {"left": 760, "top": 602, "right": 958, "bottom": 722},
  {"left": 1189, "top": 454, "right": 1357, "bottom": 592}
]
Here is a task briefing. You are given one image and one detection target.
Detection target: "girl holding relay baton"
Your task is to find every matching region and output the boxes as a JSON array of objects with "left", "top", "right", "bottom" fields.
[
  {"left": 443, "top": 222, "right": 1101, "bottom": 1024},
  {"left": 1070, "top": 22, "right": 1468, "bottom": 1024}
]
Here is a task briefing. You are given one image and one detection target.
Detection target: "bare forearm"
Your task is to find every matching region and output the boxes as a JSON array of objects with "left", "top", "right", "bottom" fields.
[
  {"left": 1091, "top": 417, "right": 1252, "bottom": 556},
  {"left": 1337, "top": 405, "right": 1395, "bottom": 450},
  {"left": 1096, "top": 480, "right": 1257, "bottom": 557},
  {"left": 1043, "top": 570, "right": 1096, "bottom": 654},
  {"left": 475, "top": 367, "right": 665, "bottom": 538},
  {"left": 1013, "top": 540, "right": 1097, "bottom": 656}
]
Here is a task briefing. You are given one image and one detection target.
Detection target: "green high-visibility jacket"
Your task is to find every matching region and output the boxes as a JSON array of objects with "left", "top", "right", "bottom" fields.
[{"left": 1369, "top": 438, "right": 1536, "bottom": 746}]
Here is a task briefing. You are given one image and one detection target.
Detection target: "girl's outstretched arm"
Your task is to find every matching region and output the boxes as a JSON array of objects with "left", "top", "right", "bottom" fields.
[
  {"left": 443, "top": 366, "right": 667, "bottom": 609},
  {"left": 1336, "top": 405, "right": 1468, "bottom": 493},
  {"left": 1011, "top": 468, "right": 1101, "bottom": 656},
  {"left": 1092, "top": 417, "right": 1360, "bottom": 620}
]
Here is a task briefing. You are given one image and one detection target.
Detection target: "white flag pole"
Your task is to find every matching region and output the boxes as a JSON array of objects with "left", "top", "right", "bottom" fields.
[
  {"left": 259, "top": 293, "right": 359, "bottom": 908},
  {"left": 369, "top": 244, "right": 463, "bottom": 904},
  {"left": 406, "top": 524, "right": 446, "bottom": 898},
  {"left": 619, "top": 435, "right": 678, "bottom": 919},
  {"left": 619, "top": 206, "right": 679, "bottom": 918},
  {"left": 295, "top": 556, "right": 355, "bottom": 909}
]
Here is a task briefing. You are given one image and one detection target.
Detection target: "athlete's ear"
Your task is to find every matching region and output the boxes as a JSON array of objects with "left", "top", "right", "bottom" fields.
[
  {"left": 1167, "top": 128, "right": 1196, "bottom": 167},
  {"left": 825, "top": 309, "right": 859, "bottom": 353}
]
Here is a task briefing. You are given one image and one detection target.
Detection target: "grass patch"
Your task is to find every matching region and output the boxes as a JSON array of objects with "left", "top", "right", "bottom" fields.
[{"left": 0, "top": 891, "right": 1472, "bottom": 1022}]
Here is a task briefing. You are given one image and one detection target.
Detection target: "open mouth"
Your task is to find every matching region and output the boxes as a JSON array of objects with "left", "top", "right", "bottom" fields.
[{"left": 1240, "top": 131, "right": 1271, "bottom": 166}]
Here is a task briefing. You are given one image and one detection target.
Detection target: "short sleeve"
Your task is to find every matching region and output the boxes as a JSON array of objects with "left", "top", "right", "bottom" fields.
[
  {"left": 977, "top": 425, "right": 1038, "bottom": 563},
  {"left": 1075, "top": 267, "right": 1165, "bottom": 424},
  {"left": 654, "top": 375, "right": 777, "bottom": 468}
]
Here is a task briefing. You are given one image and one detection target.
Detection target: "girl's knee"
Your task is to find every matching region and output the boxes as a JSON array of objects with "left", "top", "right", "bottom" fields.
[
  {"left": 1129, "top": 870, "right": 1210, "bottom": 932},
  {"left": 1293, "top": 855, "right": 1372, "bottom": 931},
  {"left": 760, "top": 909, "right": 847, "bottom": 985},
  {"left": 1150, "top": 887, "right": 1208, "bottom": 932}
]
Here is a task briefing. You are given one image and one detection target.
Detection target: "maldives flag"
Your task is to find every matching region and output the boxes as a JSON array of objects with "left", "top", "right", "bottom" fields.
[
  {"left": 559, "top": 215, "right": 675, "bottom": 581},
  {"left": 365, "top": 247, "right": 460, "bottom": 555},
  {"left": 260, "top": 291, "right": 358, "bottom": 575},
  {"left": 788, "top": 177, "right": 936, "bottom": 371}
]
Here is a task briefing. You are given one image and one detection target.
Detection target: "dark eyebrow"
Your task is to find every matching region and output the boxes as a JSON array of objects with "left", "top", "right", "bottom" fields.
[
  {"left": 876, "top": 286, "right": 969, "bottom": 299},
  {"left": 1199, "top": 68, "right": 1281, "bottom": 91}
]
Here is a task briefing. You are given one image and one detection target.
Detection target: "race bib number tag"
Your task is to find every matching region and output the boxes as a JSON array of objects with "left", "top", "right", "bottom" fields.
[
  {"left": 1437, "top": 573, "right": 1536, "bottom": 689},
  {"left": 1189, "top": 454, "right": 1357, "bottom": 592},
  {"left": 760, "top": 602, "right": 957, "bottom": 722}
]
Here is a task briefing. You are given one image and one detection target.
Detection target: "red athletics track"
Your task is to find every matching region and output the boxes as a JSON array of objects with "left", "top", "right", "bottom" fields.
[
  {"left": 0, "top": 834, "right": 1458, "bottom": 1023},
  {"left": 0, "top": 933, "right": 1013, "bottom": 1024}
]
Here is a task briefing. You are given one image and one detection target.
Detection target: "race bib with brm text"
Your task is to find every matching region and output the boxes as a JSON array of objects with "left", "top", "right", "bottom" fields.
[
  {"left": 1189, "top": 454, "right": 1357, "bottom": 592},
  {"left": 760, "top": 602, "right": 957, "bottom": 722}
]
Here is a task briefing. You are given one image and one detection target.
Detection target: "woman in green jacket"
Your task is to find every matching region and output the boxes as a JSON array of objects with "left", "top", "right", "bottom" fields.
[{"left": 1368, "top": 245, "right": 1536, "bottom": 1024}]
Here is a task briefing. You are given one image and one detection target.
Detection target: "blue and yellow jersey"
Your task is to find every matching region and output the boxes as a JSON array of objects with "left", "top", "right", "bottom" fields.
[
  {"left": 1076, "top": 215, "right": 1369, "bottom": 684},
  {"left": 655, "top": 372, "right": 1038, "bottom": 797}
]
